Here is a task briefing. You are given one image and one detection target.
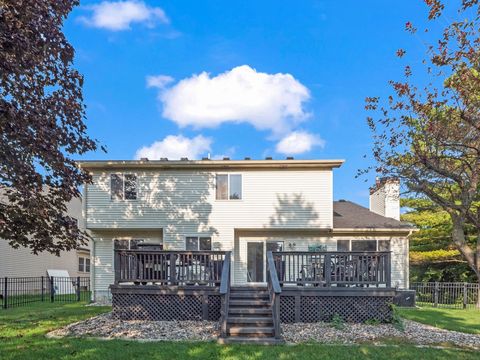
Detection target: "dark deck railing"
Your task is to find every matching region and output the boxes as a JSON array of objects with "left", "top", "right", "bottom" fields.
[
  {"left": 114, "top": 250, "right": 227, "bottom": 286},
  {"left": 272, "top": 251, "right": 391, "bottom": 288},
  {"left": 219, "top": 252, "right": 231, "bottom": 338},
  {"left": 266, "top": 251, "right": 281, "bottom": 339}
]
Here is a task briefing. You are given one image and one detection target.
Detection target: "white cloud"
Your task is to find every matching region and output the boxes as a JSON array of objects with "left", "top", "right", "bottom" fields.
[
  {"left": 156, "top": 65, "right": 311, "bottom": 135},
  {"left": 146, "top": 75, "right": 175, "bottom": 89},
  {"left": 135, "top": 135, "right": 212, "bottom": 160},
  {"left": 79, "top": 1, "right": 169, "bottom": 31},
  {"left": 275, "top": 131, "right": 325, "bottom": 155}
]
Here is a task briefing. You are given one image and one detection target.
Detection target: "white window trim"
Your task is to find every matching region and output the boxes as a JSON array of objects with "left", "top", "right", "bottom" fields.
[
  {"left": 184, "top": 235, "right": 213, "bottom": 251},
  {"left": 215, "top": 173, "right": 243, "bottom": 201},
  {"left": 78, "top": 256, "right": 90, "bottom": 273},
  {"left": 110, "top": 173, "right": 138, "bottom": 201},
  {"left": 336, "top": 239, "right": 391, "bottom": 251}
]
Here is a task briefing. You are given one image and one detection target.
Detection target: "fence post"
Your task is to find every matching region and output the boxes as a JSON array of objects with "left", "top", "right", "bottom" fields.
[
  {"left": 50, "top": 276, "right": 55, "bottom": 303},
  {"left": 463, "top": 282, "right": 468, "bottom": 309},
  {"left": 76, "top": 277, "right": 81, "bottom": 302},
  {"left": 434, "top": 281, "right": 439, "bottom": 308},
  {"left": 3, "top": 277, "right": 7, "bottom": 309},
  {"left": 41, "top": 276, "right": 44, "bottom": 302}
]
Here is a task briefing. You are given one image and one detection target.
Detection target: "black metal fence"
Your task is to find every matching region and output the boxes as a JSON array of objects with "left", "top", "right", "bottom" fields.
[
  {"left": 0, "top": 276, "right": 90, "bottom": 309},
  {"left": 410, "top": 282, "right": 479, "bottom": 309}
]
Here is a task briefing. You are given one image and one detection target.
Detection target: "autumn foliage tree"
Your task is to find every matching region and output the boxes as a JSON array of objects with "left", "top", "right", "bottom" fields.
[
  {"left": 0, "top": 1, "right": 100, "bottom": 254},
  {"left": 365, "top": 0, "right": 480, "bottom": 304}
]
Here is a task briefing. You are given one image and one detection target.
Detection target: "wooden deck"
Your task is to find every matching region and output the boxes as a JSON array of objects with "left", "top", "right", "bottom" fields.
[{"left": 111, "top": 249, "right": 396, "bottom": 343}]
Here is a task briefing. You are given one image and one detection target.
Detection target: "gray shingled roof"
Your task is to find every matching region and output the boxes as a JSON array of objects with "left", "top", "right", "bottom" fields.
[{"left": 333, "top": 200, "right": 414, "bottom": 230}]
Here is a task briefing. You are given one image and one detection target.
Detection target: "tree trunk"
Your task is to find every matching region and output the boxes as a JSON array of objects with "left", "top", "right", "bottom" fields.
[{"left": 450, "top": 215, "right": 480, "bottom": 308}]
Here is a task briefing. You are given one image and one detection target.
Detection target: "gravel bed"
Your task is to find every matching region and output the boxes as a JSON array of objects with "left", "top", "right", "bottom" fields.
[
  {"left": 47, "top": 313, "right": 218, "bottom": 341},
  {"left": 48, "top": 313, "right": 480, "bottom": 349},
  {"left": 282, "top": 320, "right": 480, "bottom": 349}
]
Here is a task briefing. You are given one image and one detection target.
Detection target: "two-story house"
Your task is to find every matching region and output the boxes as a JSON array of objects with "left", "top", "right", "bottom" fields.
[{"left": 79, "top": 158, "right": 413, "bottom": 303}]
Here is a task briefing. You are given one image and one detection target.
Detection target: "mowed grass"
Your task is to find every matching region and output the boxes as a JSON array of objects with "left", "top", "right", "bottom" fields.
[
  {"left": 0, "top": 302, "right": 478, "bottom": 360},
  {"left": 398, "top": 306, "right": 480, "bottom": 334}
]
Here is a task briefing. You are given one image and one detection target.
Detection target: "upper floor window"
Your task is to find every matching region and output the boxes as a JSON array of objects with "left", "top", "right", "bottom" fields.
[
  {"left": 111, "top": 174, "right": 137, "bottom": 200},
  {"left": 216, "top": 174, "right": 242, "bottom": 200}
]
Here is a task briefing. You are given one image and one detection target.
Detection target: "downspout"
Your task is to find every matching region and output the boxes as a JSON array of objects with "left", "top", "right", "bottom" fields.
[{"left": 83, "top": 182, "right": 95, "bottom": 302}]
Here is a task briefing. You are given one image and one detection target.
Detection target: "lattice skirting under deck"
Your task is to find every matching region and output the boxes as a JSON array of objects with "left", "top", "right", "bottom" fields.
[
  {"left": 279, "top": 294, "right": 393, "bottom": 323},
  {"left": 111, "top": 288, "right": 221, "bottom": 321}
]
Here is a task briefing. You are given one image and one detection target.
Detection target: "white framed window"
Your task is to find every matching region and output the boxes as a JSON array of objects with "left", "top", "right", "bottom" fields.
[
  {"left": 111, "top": 173, "right": 137, "bottom": 200},
  {"left": 114, "top": 238, "right": 144, "bottom": 250},
  {"left": 216, "top": 174, "right": 242, "bottom": 200},
  {"left": 78, "top": 257, "right": 90, "bottom": 273},
  {"left": 336, "top": 239, "right": 391, "bottom": 251},
  {"left": 185, "top": 236, "right": 212, "bottom": 251}
]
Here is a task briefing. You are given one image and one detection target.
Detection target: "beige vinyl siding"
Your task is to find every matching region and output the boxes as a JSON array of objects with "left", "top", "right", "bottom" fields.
[
  {"left": 0, "top": 197, "right": 89, "bottom": 278},
  {"left": 91, "top": 230, "right": 162, "bottom": 302},
  {"left": 0, "top": 240, "right": 87, "bottom": 278},
  {"left": 330, "top": 235, "right": 408, "bottom": 289},
  {"left": 86, "top": 169, "right": 333, "bottom": 253},
  {"left": 233, "top": 233, "right": 408, "bottom": 288},
  {"left": 233, "top": 233, "right": 334, "bottom": 285},
  {"left": 86, "top": 167, "right": 410, "bottom": 293}
]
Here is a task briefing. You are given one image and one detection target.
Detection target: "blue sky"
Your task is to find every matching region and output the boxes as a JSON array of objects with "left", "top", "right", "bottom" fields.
[{"left": 66, "top": 0, "right": 441, "bottom": 206}]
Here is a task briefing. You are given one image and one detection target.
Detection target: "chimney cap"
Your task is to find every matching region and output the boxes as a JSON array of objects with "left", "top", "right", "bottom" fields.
[
  {"left": 140, "top": 157, "right": 149, "bottom": 162},
  {"left": 265, "top": 156, "right": 273, "bottom": 160},
  {"left": 244, "top": 157, "right": 251, "bottom": 160},
  {"left": 286, "top": 156, "right": 294, "bottom": 160},
  {"left": 160, "top": 157, "right": 168, "bottom": 161},
  {"left": 180, "top": 157, "right": 188, "bottom": 161},
  {"left": 223, "top": 157, "right": 230, "bottom": 160}
]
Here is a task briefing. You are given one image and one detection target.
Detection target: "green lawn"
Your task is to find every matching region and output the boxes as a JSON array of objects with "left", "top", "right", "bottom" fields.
[
  {"left": 398, "top": 306, "right": 480, "bottom": 334},
  {"left": 0, "top": 303, "right": 478, "bottom": 360}
]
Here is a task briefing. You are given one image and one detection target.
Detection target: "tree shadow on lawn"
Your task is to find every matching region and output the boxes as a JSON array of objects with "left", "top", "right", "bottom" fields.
[{"left": 399, "top": 307, "right": 480, "bottom": 334}]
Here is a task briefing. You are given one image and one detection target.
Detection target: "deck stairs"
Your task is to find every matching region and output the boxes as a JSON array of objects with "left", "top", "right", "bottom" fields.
[{"left": 218, "top": 286, "right": 283, "bottom": 345}]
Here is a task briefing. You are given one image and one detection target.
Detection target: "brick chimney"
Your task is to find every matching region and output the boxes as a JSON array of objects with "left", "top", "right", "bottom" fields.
[{"left": 369, "top": 177, "right": 400, "bottom": 220}]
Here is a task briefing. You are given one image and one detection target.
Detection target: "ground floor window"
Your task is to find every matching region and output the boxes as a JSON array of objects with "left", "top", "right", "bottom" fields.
[
  {"left": 78, "top": 257, "right": 90, "bottom": 273},
  {"left": 185, "top": 236, "right": 212, "bottom": 251},
  {"left": 336, "top": 239, "right": 391, "bottom": 251},
  {"left": 114, "top": 238, "right": 144, "bottom": 250}
]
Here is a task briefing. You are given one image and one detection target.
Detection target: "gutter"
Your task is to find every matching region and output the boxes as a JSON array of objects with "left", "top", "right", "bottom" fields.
[{"left": 77, "top": 159, "right": 345, "bottom": 170}]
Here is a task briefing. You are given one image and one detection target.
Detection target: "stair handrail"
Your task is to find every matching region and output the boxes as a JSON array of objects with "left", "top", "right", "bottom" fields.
[
  {"left": 266, "top": 251, "right": 282, "bottom": 339},
  {"left": 219, "top": 251, "right": 231, "bottom": 338}
]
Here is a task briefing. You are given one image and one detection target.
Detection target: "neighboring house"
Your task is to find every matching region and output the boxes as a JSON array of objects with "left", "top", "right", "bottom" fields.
[
  {"left": 0, "top": 196, "right": 90, "bottom": 278},
  {"left": 79, "top": 158, "right": 414, "bottom": 302}
]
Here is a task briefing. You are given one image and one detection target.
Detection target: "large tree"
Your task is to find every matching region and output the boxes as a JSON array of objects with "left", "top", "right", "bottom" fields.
[
  {"left": 0, "top": 1, "right": 100, "bottom": 254},
  {"left": 402, "top": 198, "right": 477, "bottom": 282},
  {"left": 365, "top": 0, "right": 480, "bottom": 303}
]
